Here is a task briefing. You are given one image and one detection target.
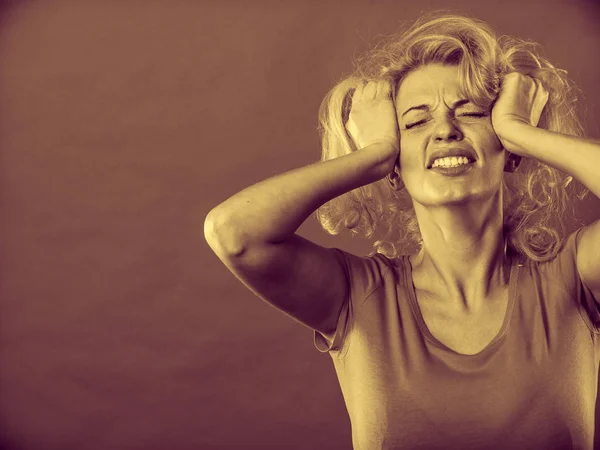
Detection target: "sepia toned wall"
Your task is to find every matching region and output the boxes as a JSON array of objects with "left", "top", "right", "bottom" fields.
[{"left": 0, "top": 0, "right": 599, "bottom": 449}]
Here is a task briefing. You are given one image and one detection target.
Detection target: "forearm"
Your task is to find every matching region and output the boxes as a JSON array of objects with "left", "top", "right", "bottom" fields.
[
  {"left": 499, "top": 123, "right": 600, "bottom": 199},
  {"left": 205, "top": 143, "right": 396, "bottom": 255}
]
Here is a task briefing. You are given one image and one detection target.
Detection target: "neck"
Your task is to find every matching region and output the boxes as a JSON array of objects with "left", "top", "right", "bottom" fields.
[{"left": 411, "top": 191, "right": 510, "bottom": 313}]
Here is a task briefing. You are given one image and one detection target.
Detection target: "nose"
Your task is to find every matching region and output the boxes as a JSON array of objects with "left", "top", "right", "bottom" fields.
[{"left": 433, "top": 115, "right": 463, "bottom": 142}]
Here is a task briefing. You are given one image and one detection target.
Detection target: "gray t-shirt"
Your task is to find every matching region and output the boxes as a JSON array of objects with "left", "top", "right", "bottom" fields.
[{"left": 314, "top": 227, "right": 599, "bottom": 450}]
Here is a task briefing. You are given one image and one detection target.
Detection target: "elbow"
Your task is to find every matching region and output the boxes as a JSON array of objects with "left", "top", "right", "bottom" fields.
[
  {"left": 204, "top": 211, "right": 247, "bottom": 257},
  {"left": 203, "top": 211, "right": 219, "bottom": 245}
]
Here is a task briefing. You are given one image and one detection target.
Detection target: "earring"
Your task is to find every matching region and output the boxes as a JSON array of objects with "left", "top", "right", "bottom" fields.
[
  {"left": 387, "top": 174, "right": 405, "bottom": 191},
  {"left": 504, "top": 153, "right": 522, "bottom": 173}
]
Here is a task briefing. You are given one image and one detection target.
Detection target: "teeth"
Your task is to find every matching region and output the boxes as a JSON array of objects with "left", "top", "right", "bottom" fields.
[{"left": 432, "top": 156, "right": 471, "bottom": 168}]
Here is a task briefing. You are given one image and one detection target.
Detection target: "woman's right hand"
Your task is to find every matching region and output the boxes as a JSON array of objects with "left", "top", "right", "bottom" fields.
[{"left": 345, "top": 79, "right": 400, "bottom": 173}]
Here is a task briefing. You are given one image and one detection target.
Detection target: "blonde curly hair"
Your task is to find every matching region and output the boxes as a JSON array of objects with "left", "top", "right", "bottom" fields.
[{"left": 313, "top": 11, "right": 590, "bottom": 262}]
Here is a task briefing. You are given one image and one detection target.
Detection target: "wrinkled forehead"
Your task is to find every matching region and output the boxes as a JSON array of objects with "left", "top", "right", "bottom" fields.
[{"left": 394, "top": 64, "right": 465, "bottom": 110}]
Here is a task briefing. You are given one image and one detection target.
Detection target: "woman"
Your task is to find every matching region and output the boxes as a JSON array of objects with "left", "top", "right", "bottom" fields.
[{"left": 205, "top": 12, "right": 600, "bottom": 450}]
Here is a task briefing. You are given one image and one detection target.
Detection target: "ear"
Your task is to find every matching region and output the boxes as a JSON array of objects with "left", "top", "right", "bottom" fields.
[{"left": 387, "top": 159, "right": 405, "bottom": 191}]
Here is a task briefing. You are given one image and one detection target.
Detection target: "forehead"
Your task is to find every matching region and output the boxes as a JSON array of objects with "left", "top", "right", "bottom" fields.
[{"left": 395, "top": 64, "right": 462, "bottom": 108}]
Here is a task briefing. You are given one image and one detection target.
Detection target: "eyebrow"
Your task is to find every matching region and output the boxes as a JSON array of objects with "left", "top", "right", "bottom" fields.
[{"left": 401, "top": 99, "right": 471, "bottom": 118}]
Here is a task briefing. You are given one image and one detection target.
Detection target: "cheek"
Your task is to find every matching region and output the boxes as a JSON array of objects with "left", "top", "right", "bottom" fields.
[
  {"left": 399, "top": 140, "right": 421, "bottom": 168},
  {"left": 479, "top": 130, "right": 504, "bottom": 153},
  {"left": 461, "top": 121, "right": 502, "bottom": 153},
  {"left": 473, "top": 121, "right": 502, "bottom": 148}
]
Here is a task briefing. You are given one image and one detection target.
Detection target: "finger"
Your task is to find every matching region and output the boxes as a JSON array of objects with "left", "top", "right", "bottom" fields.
[
  {"left": 537, "top": 79, "right": 549, "bottom": 99},
  {"left": 530, "top": 78, "right": 540, "bottom": 100},
  {"left": 502, "top": 72, "right": 519, "bottom": 87},
  {"left": 528, "top": 68, "right": 543, "bottom": 79},
  {"left": 363, "top": 81, "right": 378, "bottom": 100},
  {"left": 532, "top": 78, "right": 549, "bottom": 102},
  {"left": 530, "top": 79, "right": 549, "bottom": 127},
  {"left": 352, "top": 82, "right": 365, "bottom": 101},
  {"left": 377, "top": 80, "right": 392, "bottom": 99}
]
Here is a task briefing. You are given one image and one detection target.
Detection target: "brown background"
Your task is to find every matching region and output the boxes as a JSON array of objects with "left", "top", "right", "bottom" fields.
[{"left": 0, "top": 1, "right": 599, "bottom": 449}]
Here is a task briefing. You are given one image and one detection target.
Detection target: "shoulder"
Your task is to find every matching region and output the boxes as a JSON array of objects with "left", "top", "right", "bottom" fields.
[
  {"left": 573, "top": 220, "right": 600, "bottom": 305},
  {"left": 334, "top": 248, "right": 407, "bottom": 302},
  {"left": 528, "top": 224, "right": 599, "bottom": 307}
]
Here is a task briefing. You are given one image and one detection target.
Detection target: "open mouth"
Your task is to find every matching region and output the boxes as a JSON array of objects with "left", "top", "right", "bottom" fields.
[
  {"left": 428, "top": 160, "right": 476, "bottom": 176},
  {"left": 428, "top": 157, "right": 476, "bottom": 169}
]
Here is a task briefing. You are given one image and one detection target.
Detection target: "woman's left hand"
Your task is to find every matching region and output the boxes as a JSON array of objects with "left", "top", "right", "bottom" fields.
[{"left": 491, "top": 72, "right": 549, "bottom": 154}]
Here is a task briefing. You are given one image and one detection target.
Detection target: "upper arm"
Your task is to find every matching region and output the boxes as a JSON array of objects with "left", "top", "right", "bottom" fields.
[
  {"left": 575, "top": 218, "right": 600, "bottom": 306},
  {"left": 206, "top": 229, "right": 349, "bottom": 337}
]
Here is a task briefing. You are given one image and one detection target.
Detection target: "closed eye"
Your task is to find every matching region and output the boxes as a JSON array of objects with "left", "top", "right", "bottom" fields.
[
  {"left": 460, "top": 112, "right": 487, "bottom": 117},
  {"left": 405, "top": 120, "right": 425, "bottom": 129},
  {"left": 406, "top": 113, "right": 487, "bottom": 129}
]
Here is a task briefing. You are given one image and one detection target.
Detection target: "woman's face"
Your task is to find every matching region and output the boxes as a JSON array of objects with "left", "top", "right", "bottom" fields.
[{"left": 395, "top": 63, "right": 506, "bottom": 206}]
